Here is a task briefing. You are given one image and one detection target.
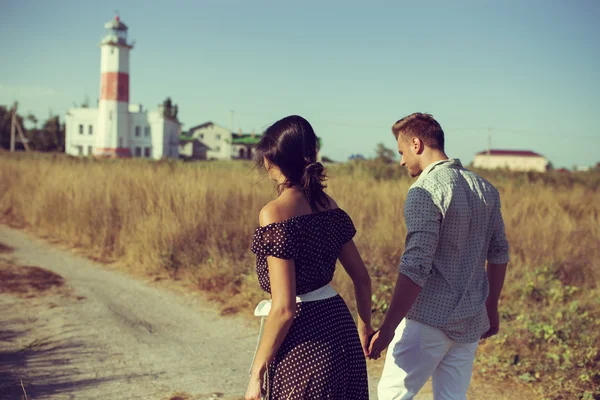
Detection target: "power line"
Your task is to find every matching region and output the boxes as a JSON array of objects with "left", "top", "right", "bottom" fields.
[
  {"left": 182, "top": 107, "right": 600, "bottom": 140},
  {"left": 448, "top": 128, "right": 599, "bottom": 140}
]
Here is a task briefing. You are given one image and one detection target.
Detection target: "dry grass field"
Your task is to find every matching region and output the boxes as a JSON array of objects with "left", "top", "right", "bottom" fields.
[{"left": 1, "top": 152, "right": 598, "bottom": 399}]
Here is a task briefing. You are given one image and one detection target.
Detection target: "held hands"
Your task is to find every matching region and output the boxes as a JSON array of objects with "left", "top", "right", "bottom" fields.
[
  {"left": 358, "top": 324, "right": 376, "bottom": 358},
  {"left": 366, "top": 324, "right": 395, "bottom": 360}
]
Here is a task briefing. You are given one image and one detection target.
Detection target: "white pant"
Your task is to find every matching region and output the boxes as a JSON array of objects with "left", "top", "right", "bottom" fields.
[{"left": 377, "top": 319, "right": 479, "bottom": 400}]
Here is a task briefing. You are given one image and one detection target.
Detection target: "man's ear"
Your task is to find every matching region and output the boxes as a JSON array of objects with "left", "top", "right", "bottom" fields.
[{"left": 411, "top": 137, "right": 424, "bottom": 154}]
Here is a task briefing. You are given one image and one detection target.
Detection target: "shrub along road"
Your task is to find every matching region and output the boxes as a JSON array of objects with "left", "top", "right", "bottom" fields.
[{"left": 0, "top": 224, "right": 534, "bottom": 399}]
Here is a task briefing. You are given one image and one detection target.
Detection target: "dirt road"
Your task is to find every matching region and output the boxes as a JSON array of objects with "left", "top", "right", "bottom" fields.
[{"left": 0, "top": 225, "right": 276, "bottom": 399}]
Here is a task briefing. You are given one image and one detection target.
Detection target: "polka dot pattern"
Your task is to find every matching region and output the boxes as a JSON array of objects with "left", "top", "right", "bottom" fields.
[
  {"left": 268, "top": 296, "right": 368, "bottom": 399},
  {"left": 251, "top": 208, "right": 357, "bottom": 295},
  {"left": 251, "top": 208, "right": 368, "bottom": 399},
  {"left": 400, "top": 159, "right": 510, "bottom": 343}
]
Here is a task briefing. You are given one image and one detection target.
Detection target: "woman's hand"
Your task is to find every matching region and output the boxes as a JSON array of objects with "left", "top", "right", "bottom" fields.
[
  {"left": 358, "top": 324, "right": 376, "bottom": 358},
  {"left": 245, "top": 372, "right": 264, "bottom": 400}
]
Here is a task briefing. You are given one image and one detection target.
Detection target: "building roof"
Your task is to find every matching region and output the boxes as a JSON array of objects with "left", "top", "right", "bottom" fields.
[
  {"left": 476, "top": 149, "right": 544, "bottom": 157},
  {"left": 188, "top": 122, "right": 214, "bottom": 131},
  {"left": 230, "top": 133, "right": 324, "bottom": 147},
  {"left": 187, "top": 122, "right": 324, "bottom": 148},
  {"left": 232, "top": 133, "right": 261, "bottom": 145}
]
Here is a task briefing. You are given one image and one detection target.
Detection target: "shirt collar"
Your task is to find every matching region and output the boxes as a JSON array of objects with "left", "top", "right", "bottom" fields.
[{"left": 416, "top": 158, "right": 463, "bottom": 183}]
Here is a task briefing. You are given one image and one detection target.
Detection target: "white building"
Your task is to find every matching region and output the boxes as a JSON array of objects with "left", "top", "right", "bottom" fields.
[
  {"left": 181, "top": 123, "right": 323, "bottom": 162},
  {"left": 473, "top": 149, "right": 549, "bottom": 172},
  {"left": 186, "top": 122, "right": 233, "bottom": 160},
  {"left": 181, "top": 123, "right": 263, "bottom": 161},
  {"left": 65, "top": 16, "right": 180, "bottom": 159}
]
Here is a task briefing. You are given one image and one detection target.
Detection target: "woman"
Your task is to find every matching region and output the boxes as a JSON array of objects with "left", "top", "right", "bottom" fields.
[{"left": 245, "top": 115, "right": 372, "bottom": 400}]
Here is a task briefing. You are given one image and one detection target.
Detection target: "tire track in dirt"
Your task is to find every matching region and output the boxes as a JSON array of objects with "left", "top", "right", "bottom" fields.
[{"left": 0, "top": 225, "right": 258, "bottom": 400}]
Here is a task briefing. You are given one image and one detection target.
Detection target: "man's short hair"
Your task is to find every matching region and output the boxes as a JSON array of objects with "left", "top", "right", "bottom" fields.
[{"left": 391, "top": 113, "right": 445, "bottom": 151}]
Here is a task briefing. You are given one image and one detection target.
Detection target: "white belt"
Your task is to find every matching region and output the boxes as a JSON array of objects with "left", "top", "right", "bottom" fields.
[
  {"left": 253, "top": 283, "right": 338, "bottom": 317},
  {"left": 249, "top": 284, "right": 338, "bottom": 374}
]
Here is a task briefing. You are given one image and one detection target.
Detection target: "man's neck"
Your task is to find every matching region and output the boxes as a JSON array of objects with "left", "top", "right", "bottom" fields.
[{"left": 419, "top": 149, "right": 449, "bottom": 171}]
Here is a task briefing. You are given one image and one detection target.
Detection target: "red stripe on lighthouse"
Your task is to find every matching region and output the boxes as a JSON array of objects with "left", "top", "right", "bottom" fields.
[{"left": 100, "top": 72, "right": 129, "bottom": 102}]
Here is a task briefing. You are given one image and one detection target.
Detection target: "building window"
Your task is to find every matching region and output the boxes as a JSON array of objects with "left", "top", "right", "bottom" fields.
[
  {"left": 199, "top": 133, "right": 204, "bottom": 139},
  {"left": 88, "top": 125, "right": 93, "bottom": 135},
  {"left": 119, "top": 137, "right": 123, "bottom": 147},
  {"left": 77, "top": 146, "right": 83, "bottom": 155},
  {"left": 135, "top": 126, "right": 141, "bottom": 137},
  {"left": 79, "top": 124, "right": 84, "bottom": 134},
  {"left": 144, "top": 147, "right": 151, "bottom": 157},
  {"left": 144, "top": 127, "right": 150, "bottom": 137},
  {"left": 135, "top": 147, "right": 141, "bottom": 157},
  {"left": 216, "top": 134, "right": 221, "bottom": 140},
  {"left": 88, "top": 146, "right": 93, "bottom": 155},
  {"left": 215, "top": 146, "right": 220, "bottom": 152}
]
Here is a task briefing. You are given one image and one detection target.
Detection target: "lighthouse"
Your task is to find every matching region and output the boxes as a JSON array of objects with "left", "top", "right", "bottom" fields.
[
  {"left": 95, "top": 15, "right": 133, "bottom": 157},
  {"left": 65, "top": 16, "right": 181, "bottom": 159}
]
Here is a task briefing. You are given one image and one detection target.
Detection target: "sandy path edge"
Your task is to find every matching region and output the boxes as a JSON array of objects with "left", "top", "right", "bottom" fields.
[{"left": 0, "top": 225, "right": 267, "bottom": 400}]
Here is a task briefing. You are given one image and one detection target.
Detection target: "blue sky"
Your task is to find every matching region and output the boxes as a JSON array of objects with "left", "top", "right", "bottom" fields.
[{"left": 1, "top": 0, "right": 599, "bottom": 167}]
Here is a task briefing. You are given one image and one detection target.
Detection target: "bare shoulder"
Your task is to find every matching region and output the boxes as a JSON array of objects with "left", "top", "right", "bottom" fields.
[
  {"left": 324, "top": 194, "right": 339, "bottom": 210},
  {"left": 259, "top": 199, "right": 289, "bottom": 227},
  {"left": 259, "top": 192, "right": 340, "bottom": 227}
]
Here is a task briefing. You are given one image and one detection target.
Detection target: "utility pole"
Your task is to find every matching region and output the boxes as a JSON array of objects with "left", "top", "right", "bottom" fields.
[
  {"left": 9, "top": 103, "right": 31, "bottom": 152},
  {"left": 10, "top": 108, "right": 15, "bottom": 152},
  {"left": 15, "top": 118, "right": 31, "bottom": 152}
]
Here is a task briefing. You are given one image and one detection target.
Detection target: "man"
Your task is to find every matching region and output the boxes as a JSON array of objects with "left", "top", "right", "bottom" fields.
[{"left": 368, "top": 113, "right": 510, "bottom": 400}]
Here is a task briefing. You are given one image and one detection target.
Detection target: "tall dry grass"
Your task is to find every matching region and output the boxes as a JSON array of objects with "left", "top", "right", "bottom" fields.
[{"left": 0, "top": 152, "right": 598, "bottom": 398}]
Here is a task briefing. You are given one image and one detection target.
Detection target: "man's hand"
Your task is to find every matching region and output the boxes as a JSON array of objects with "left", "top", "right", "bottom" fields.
[
  {"left": 483, "top": 262, "right": 507, "bottom": 340},
  {"left": 368, "top": 325, "right": 395, "bottom": 360},
  {"left": 358, "top": 324, "right": 376, "bottom": 358},
  {"left": 481, "top": 300, "right": 499, "bottom": 340}
]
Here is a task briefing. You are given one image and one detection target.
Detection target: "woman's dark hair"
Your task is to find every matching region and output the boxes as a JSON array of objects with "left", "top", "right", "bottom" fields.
[{"left": 255, "top": 115, "right": 328, "bottom": 211}]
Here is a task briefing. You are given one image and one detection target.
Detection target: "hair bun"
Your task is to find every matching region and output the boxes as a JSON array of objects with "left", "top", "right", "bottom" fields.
[{"left": 304, "top": 162, "right": 324, "bottom": 176}]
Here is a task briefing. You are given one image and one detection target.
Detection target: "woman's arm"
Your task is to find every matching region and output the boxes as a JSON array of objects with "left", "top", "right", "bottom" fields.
[
  {"left": 246, "top": 204, "right": 297, "bottom": 400},
  {"left": 338, "top": 240, "right": 373, "bottom": 356},
  {"left": 248, "top": 255, "right": 297, "bottom": 378}
]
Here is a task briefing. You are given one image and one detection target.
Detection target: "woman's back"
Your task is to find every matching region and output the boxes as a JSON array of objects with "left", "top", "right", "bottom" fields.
[{"left": 252, "top": 207, "right": 357, "bottom": 295}]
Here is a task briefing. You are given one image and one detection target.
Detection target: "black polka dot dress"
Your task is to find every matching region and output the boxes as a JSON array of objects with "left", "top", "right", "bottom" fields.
[{"left": 251, "top": 208, "right": 369, "bottom": 400}]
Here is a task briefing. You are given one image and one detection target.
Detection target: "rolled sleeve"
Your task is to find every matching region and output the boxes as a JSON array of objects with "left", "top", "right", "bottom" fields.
[
  {"left": 487, "top": 200, "right": 510, "bottom": 264},
  {"left": 399, "top": 187, "right": 441, "bottom": 287}
]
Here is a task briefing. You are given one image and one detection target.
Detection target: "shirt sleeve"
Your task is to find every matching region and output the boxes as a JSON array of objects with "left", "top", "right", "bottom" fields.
[
  {"left": 339, "top": 209, "right": 357, "bottom": 244},
  {"left": 399, "top": 186, "right": 442, "bottom": 287},
  {"left": 251, "top": 222, "right": 299, "bottom": 260},
  {"left": 487, "top": 198, "right": 510, "bottom": 264}
]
